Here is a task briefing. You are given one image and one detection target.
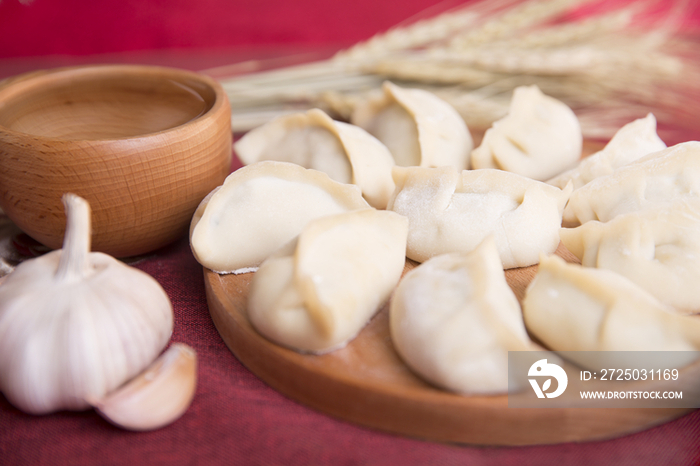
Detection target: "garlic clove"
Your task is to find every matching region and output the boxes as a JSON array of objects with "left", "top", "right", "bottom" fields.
[{"left": 90, "top": 343, "right": 197, "bottom": 431}]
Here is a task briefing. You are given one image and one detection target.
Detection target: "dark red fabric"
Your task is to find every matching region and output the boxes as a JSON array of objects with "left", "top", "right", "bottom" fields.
[
  {"left": 2, "top": 228, "right": 700, "bottom": 465},
  {"left": 0, "top": 152, "right": 699, "bottom": 465}
]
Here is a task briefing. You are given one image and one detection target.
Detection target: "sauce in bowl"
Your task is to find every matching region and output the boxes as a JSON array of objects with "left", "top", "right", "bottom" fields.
[{"left": 0, "top": 69, "right": 215, "bottom": 140}]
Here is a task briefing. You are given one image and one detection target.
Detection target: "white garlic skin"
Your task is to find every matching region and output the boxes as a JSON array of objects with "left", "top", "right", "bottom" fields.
[
  {"left": 0, "top": 195, "right": 173, "bottom": 415},
  {"left": 0, "top": 252, "right": 173, "bottom": 414}
]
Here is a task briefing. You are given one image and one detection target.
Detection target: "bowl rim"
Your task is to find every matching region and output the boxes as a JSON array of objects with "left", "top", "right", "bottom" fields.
[{"left": 0, "top": 63, "right": 229, "bottom": 142}]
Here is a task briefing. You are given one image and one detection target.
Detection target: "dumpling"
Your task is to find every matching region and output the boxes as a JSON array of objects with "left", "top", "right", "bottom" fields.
[
  {"left": 234, "top": 108, "right": 395, "bottom": 208},
  {"left": 387, "top": 166, "right": 572, "bottom": 268},
  {"left": 563, "top": 141, "right": 700, "bottom": 226},
  {"left": 190, "top": 161, "right": 370, "bottom": 273},
  {"left": 471, "top": 85, "right": 582, "bottom": 181},
  {"left": 523, "top": 255, "right": 700, "bottom": 363},
  {"left": 248, "top": 209, "right": 408, "bottom": 353},
  {"left": 351, "top": 81, "right": 473, "bottom": 170},
  {"left": 390, "top": 237, "right": 538, "bottom": 394},
  {"left": 548, "top": 113, "right": 666, "bottom": 190},
  {"left": 560, "top": 200, "right": 700, "bottom": 314}
]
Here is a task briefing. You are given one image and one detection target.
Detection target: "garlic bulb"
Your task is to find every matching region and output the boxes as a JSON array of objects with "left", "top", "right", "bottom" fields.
[{"left": 0, "top": 194, "right": 173, "bottom": 415}]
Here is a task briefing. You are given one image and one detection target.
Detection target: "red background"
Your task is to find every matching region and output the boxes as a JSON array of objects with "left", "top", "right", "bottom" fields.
[
  {"left": 0, "top": 0, "right": 456, "bottom": 58},
  {"left": 2, "top": 0, "right": 700, "bottom": 59}
]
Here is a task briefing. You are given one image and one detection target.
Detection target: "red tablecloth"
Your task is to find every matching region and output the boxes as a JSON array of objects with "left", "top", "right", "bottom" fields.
[
  {"left": 2, "top": 224, "right": 700, "bottom": 465},
  {"left": 0, "top": 147, "right": 699, "bottom": 465}
]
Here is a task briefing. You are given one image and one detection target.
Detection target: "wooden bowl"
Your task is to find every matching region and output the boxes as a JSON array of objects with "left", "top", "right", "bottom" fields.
[{"left": 0, "top": 64, "right": 232, "bottom": 257}]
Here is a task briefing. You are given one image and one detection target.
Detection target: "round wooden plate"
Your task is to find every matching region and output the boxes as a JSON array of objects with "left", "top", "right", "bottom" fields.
[{"left": 203, "top": 242, "right": 692, "bottom": 446}]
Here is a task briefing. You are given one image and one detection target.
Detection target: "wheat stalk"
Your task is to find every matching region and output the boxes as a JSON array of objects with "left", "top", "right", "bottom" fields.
[
  {"left": 334, "top": 0, "right": 524, "bottom": 63},
  {"left": 216, "top": 0, "right": 699, "bottom": 142},
  {"left": 447, "top": 0, "right": 588, "bottom": 49}
]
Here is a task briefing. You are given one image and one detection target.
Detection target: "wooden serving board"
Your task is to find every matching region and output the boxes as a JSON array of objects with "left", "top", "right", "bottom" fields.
[{"left": 203, "top": 243, "right": 692, "bottom": 446}]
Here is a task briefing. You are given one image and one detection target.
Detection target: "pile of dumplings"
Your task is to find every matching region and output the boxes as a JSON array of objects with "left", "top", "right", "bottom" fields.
[{"left": 190, "top": 81, "right": 700, "bottom": 396}]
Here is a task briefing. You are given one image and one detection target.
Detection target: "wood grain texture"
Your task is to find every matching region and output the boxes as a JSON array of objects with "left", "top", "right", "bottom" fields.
[
  {"left": 0, "top": 65, "right": 232, "bottom": 257},
  {"left": 202, "top": 139, "right": 695, "bottom": 445},
  {"left": 204, "top": 244, "right": 691, "bottom": 446}
]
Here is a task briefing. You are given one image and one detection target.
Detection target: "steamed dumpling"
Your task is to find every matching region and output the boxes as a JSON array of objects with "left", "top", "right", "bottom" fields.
[
  {"left": 563, "top": 141, "right": 700, "bottom": 226},
  {"left": 351, "top": 81, "right": 473, "bottom": 170},
  {"left": 248, "top": 209, "right": 408, "bottom": 353},
  {"left": 548, "top": 113, "right": 666, "bottom": 190},
  {"left": 233, "top": 108, "right": 395, "bottom": 208},
  {"left": 390, "top": 237, "right": 538, "bottom": 394},
  {"left": 190, "top": 161, "right": 370, "bottom": 273},
  {"left": 471, "top": 85, "right": 582, "bottom": 181},
  {"left": 387, "top": 166, "right": 572, "bottom": 268},
  {"left": 560, "top": 200, "right": 700, "bottom": 314},
  {"left": 523, "top": 255, "right": 700, "bottom": 359}
]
